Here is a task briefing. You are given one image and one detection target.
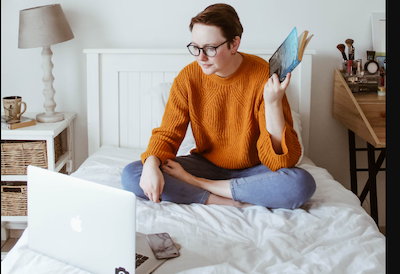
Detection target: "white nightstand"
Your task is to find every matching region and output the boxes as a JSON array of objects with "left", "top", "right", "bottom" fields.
[{"left": 1, "top": 112, "right": 76, "bottom": 260}]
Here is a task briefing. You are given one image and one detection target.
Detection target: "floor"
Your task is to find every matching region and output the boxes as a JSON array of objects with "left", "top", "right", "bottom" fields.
[
  {"left": 1, "top": 229, "right": 24, "bottom": 261},
  {"left": 379, "top": 226, "right": 386, "bottom": 236}
]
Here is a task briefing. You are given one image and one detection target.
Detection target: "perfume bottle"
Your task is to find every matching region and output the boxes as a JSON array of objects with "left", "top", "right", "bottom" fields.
[{"left": 356, "top": 59, "right": 362, "bottom": 76}]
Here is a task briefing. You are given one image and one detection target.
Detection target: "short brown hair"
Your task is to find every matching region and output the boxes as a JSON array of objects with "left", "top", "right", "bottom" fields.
[{"left": 189, "top": 4, "right": 243, "bottom": 47}]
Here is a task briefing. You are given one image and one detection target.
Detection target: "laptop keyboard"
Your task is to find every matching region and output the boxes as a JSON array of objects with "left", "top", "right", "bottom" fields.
[{"left": 136, "top": 253, "right": 149, "bottom": 268}]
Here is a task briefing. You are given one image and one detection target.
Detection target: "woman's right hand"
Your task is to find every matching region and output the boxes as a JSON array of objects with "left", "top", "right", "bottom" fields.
[{"left": 139, "top": 155, "right": 164, "bottom": 203}]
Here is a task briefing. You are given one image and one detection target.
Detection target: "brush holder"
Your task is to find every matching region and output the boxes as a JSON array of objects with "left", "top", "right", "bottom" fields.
[
  {"left": 341, "top": 71, "right": 380, "bottom": 93},
  {"left": 342, "top": 60, "right": 363, "bottom": 76},
  {"left": 342, "top": 61, "right": 348, "bottom": 73}
]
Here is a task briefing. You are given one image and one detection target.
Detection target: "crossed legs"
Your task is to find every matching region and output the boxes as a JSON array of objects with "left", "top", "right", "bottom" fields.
[
  {"left": 121, "top": 154, "right": 316, "bottom": 209},
  {"left": 161, "top": 159, "right": 237, "bottom": 205}
]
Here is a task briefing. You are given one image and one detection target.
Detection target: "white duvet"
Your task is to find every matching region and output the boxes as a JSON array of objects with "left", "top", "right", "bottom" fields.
[{"left": 2, "top": 146, "right": 385, "bottom": 274}]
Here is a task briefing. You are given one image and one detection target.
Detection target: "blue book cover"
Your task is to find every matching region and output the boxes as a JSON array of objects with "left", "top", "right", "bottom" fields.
[{"left": 269, "top": 27, "right": 313, "bottom": 82}]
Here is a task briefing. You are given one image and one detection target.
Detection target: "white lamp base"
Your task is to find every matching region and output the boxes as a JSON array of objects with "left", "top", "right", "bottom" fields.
[
  {"left": 36, "top": 112, "right": 64, "bottom": 123},
  {"left": 38, "top": 46, "right": 65, "bottom": 123}
]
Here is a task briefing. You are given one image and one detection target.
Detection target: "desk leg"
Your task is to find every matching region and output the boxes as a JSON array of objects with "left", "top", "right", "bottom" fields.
[
  {"left": 367, "top": 143, "right": 379, "bottom": 226},
  {"left": 348, "top": 130, "right": 358, "bottom": 195}
]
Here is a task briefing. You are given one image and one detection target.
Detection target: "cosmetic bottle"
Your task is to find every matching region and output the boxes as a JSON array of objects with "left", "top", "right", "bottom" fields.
[
  {"left": 377, "top": 86, "right": 385, "bottom": 96},
  {"left": 342, "top": 60, "right": 348, "bottom": 74},
  {"left": 356, "top": 59, "right": 362, "bottom": 76}
]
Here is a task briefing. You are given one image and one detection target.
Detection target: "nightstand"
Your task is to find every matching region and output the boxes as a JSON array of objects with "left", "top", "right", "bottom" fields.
[
  {"left": 333, "top": 69, "right": 385, "bottom": 226},
  {"left": 1, "top": 112, "right": 76, "bottom": 260}
]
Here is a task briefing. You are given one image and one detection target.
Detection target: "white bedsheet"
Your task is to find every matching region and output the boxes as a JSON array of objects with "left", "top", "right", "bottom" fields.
[{"left": 2, "top": 146, "right": 385, "bottom": 274}]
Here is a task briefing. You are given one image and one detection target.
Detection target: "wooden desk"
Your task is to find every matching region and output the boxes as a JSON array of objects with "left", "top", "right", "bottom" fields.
[{"left": 333, "top": 69, "right": 385, "bottom": 226}]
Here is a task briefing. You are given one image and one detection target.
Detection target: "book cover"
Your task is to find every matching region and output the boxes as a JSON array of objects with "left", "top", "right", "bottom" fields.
[
  {"left": 1, "top": 115, "right": 36, "bottom": 130},
  {"left": 269, "top": 27, "right": 313, "bottom": 82}
]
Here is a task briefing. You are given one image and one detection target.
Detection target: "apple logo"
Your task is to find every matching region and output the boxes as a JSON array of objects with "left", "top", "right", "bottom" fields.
[{"left": 70, "top": 215, "right": 83, "bottom": 233}]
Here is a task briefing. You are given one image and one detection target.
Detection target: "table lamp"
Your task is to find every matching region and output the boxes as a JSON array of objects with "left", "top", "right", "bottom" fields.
[{"left": 18, "top": 4, "right": 74, "bottom": 123}]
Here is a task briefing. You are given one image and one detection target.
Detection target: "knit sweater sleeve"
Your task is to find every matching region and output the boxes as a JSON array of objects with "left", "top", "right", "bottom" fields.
[
  {"left": 141, "top": 76, "right": 190, "bottom": 165},
  {"left": 257, "top": 94, "right": 302, "bottom": 171}
]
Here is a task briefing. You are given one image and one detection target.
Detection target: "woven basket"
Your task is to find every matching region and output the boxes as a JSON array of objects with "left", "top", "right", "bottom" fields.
[
  {"left": 1, "top": 164, "right": 68, "bottom": 217},
  {"left": 59, "top": 164, "right": 67, "bottom": 174},
  {"left": 1, "top": 182, "right": 27, "bottom": 216},
  {"left": 54, "top": 133, "right": 63, "bottom": 163},
  {"left": 1, "top": 133, "right": 64, "bottom": 175},
  {"left": 1, "top": 141, "right": 47, "bottom": 175}
]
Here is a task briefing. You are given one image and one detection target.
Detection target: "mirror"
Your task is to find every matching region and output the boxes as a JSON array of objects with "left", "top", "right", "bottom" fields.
[{"left": 371, "top": 12, "right": 385, "bottom": 53}]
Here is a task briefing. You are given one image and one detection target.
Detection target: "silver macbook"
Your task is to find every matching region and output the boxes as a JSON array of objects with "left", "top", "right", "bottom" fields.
[{"left": 27, "top": 165, "right": 170, "bottom": 274}]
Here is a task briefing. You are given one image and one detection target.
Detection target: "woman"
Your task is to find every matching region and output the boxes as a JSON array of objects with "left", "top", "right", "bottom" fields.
[{"left": 121, "top": 4, "right": 316, "bottom": 209}]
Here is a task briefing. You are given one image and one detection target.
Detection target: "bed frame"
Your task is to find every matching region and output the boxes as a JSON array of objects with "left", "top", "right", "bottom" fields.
[{"left": 84, "top": 49, "right": 315, "bottom": 157}]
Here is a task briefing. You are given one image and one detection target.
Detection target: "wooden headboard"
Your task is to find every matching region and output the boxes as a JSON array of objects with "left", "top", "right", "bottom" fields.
[{"left": 84, "top": 49, "right": 315, "bottom": 157}]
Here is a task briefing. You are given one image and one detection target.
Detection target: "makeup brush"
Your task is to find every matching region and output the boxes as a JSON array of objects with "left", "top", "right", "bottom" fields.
[
  {"left": 336, "top": 44, "right": 347, "bottom": 61},
  {"left": 345, "top": 39, "right": 354, "bottom": 60}
]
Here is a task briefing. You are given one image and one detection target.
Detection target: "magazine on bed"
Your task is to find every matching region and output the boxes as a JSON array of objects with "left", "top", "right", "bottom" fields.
[{"left": 269, "top": 27, "right": 313, "bottom": 82}]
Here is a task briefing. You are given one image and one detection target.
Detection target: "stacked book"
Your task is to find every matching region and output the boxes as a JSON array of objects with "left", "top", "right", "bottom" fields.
[{"left": 1, "top": 115, "right": 36, "bottom": 130}]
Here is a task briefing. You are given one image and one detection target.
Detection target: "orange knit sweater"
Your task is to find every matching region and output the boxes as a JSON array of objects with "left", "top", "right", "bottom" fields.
[{"left": 141, "top": 53, "right": 301, "bottom": 171}]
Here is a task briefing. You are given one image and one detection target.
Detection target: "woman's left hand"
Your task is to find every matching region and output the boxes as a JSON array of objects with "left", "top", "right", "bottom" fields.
[
  {"left": 263, "top": 73, "right": 291, "bottom": 106},
  {"left": 262, "top": 72, "right": 291, "bottom": 154}
]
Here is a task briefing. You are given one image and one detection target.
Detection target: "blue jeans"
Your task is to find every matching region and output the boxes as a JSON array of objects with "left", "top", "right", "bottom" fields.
[{"left": 121, "top": 154, "right": 316, "bottom": 209}]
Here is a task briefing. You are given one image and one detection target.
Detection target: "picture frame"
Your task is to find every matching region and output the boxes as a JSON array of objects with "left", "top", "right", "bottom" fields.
[
  {"left": 375, "top": 52, "right": 386, "bottom": 70},
  {"left": 371, "top": 12, "right": 385, "bottom": 53}
]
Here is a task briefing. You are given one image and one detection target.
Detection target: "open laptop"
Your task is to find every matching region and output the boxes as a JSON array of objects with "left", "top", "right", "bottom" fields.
[{"left": 27, "top": 165, "right": 175, "bottom": 274}]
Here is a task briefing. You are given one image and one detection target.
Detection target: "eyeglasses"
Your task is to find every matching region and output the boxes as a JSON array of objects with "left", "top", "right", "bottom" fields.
[{"left": 186, "top": 40, "right": 228, "bottom": 57}]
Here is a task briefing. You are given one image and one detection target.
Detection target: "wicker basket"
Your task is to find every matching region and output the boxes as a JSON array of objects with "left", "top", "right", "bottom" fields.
[
  {"left": 59, "top": 164, "right": 68, "bottom": 174},
  {"left": 1, "top": 182, "right": 27, "bottom": 216},
  {"left": 1, "top": 141, "right": 47, "bottom": 175},
  {"left": 54, "top": 133, "right": 63, "bottom": 163},
  {"left": 1, "top": 133, "right": 64, "bottom": 175},
  {"left": 1, "top": 164, "right": 68, "bottom": 216}
]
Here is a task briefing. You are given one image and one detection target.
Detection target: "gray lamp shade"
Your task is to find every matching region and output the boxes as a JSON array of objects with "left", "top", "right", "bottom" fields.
[{"left": 18, "top": 4, "right": 74, "bottom": 49}]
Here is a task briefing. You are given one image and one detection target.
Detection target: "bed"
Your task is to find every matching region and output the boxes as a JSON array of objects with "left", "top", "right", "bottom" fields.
[{"left": 2, "top": 49, "right": 385, "bottom": 274}]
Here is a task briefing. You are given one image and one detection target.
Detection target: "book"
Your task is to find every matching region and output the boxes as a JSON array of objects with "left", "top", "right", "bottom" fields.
[
  {"left": 269, "top": 27, "right": 313, "bottom": 82},
  {"left": 1, "top": 115, "right": 36, "bottom": 130}
]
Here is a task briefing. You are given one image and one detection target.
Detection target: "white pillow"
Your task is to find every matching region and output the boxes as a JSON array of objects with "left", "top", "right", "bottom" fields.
[
  {"left": 149, "top": 83, "right": 196, "bottom": 156},
  {"left": 291, "top": 110, "right": 304, "bottom": 165},
  {"left": 148, "top": 83, "right": 304, "bottom": 164}
]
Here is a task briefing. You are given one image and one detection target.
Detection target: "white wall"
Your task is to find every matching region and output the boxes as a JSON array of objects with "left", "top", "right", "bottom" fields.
[{"left": 1, "top": 0, "right": 386, "bottom": 224}]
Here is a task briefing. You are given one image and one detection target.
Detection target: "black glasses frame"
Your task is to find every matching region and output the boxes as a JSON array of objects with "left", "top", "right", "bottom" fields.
[{"left": 186, "top": 40, "right": 229, "bottom": 57}]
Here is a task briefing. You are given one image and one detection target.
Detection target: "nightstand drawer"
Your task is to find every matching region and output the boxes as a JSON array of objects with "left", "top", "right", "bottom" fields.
[
  {"left": 1, "top": 132, "right": 65, "bottom": 175},
  {"left": 1, "top": 182, "right": 27, "bottom": 216},
  {"left": 1, "top": 164, "right": 67, "bottom": 217}
]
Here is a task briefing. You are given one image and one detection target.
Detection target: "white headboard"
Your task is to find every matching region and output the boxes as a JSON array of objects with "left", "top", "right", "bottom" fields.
[{"left": 84, "top": 49, "right": 315, "bottom": 157}]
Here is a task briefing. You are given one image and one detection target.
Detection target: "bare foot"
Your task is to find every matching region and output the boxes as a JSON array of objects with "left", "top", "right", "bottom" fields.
[
  {"left": 206, "top": 194, "right": 254, "bottom": 208},
  {"left": 161, "top": 159, "right": 238, "bottom": 201},
  {"left": 161, "top": 160, "right": 255, "bottom": 208},
  {"left": 161, "top": 159, "right": 201, "bottom": 187}
]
